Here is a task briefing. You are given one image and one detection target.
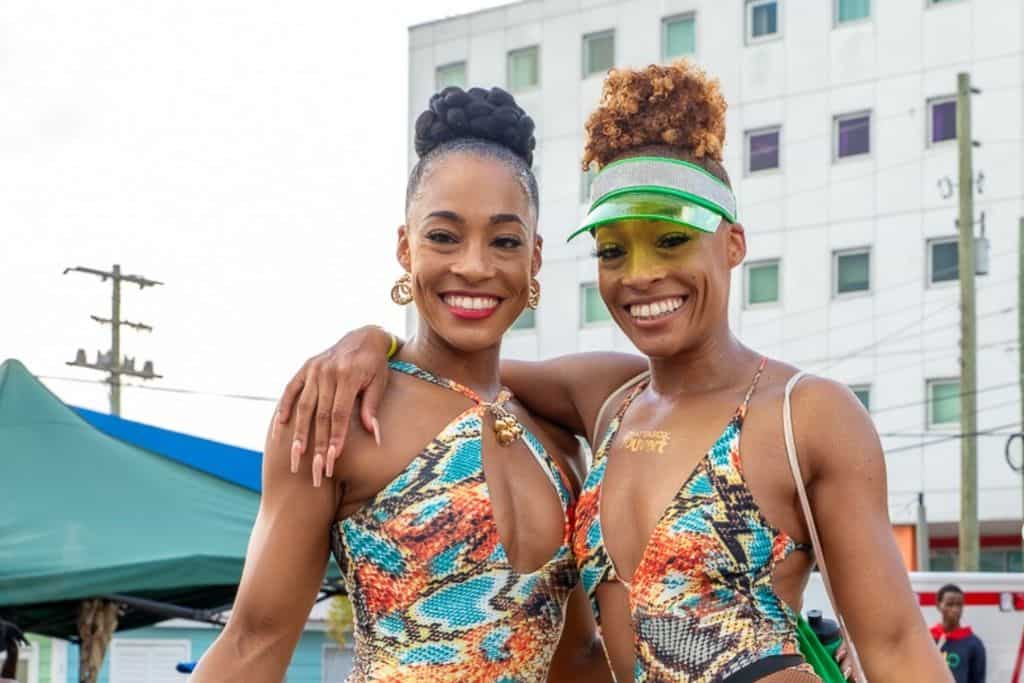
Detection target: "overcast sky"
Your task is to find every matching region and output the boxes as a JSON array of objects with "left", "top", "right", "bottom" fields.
[{"left": 2, "top": 0, "right": 510, "bottom": 449}]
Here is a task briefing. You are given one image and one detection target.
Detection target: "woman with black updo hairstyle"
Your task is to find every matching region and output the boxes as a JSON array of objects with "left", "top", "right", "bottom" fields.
[
  {"left": 279, "top": 61, "right": 952, "bottom": 682},
  {"left": 190, "top": 87, "right": 612, "bottom": 682}
]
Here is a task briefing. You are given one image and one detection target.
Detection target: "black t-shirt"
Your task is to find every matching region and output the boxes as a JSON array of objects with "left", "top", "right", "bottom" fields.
[{"left": 932, "top": 624, "right": 986, "bottom": 683}]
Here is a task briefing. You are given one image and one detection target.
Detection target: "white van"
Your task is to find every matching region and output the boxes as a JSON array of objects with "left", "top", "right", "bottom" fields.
[{"left": 805, "top": 572, "right": 1024, "bottom": 681}]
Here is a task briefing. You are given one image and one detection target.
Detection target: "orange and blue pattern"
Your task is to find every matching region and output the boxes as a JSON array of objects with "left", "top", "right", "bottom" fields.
[
  {"left": 574, "top": 360, "right": 815, "bottom": 682},
  {"left": 331, "top": 361, "right": 578, "bottom": 682}
]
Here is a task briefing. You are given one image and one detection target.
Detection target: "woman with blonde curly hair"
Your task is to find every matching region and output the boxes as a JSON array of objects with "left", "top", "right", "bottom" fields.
[{"left": 278, "top": 61, "right": 950, "bottom": 682}]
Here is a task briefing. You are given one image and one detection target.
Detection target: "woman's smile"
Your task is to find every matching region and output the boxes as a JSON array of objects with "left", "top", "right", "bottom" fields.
[{"left": 440, "top": 291, "right": 503, "bottom": 320}]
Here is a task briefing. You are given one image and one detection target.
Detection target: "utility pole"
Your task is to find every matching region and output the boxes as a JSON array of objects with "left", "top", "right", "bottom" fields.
[
  {"left": 64, "top": 264, "right": 163, "bottom": 416},
  {"left": 916, "top": 492, "right": 930, "bottom": 571},
  {"left": 956, "top": 72, "right": 980, "bottom": 571},
  {"left": 1019, "top": 217, "right": 1024, "bottom": 538}
]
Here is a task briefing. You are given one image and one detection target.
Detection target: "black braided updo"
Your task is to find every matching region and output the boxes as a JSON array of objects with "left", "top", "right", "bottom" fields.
[{"left": 406, "top": 86, "right": 540, "bottom": 219}]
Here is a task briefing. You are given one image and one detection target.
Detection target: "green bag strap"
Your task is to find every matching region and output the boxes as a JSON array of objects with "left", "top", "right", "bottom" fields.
[{"left": 796, "top": 615, "right": 847, "bottom": 683}]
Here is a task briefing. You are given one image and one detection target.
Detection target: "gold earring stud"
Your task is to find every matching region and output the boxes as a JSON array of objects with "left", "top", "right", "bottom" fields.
[
  {"left": 390, "top": 273, "right": 413, "bottom": 305},
  {"left": 527, "top": 278, "right": 540, "bottom": 310}
]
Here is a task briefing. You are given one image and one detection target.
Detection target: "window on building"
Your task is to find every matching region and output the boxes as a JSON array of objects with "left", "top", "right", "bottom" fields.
[
  {"left": 323, "top": 644, "right": 354, "bottom": 682},
  {"left": 580, "top": 166, "right": 597, "bottom": 204},
  {"left": 928, "top": 378, "right": 961, "bottom": 427},
  {"left": 834, "top": 248, "right": 871, "bottom": 296},
  {"left": 435, "top": 61, "right": 466, "bottom": 89},
  {"left": 850, "top": 384, "right": 871, "bottom": 411},
  {"left": 110, "top": 640, "right": 190, "bottom": 683},
  {"left": 835, "top": 0, "right": 870, "bottom": 23},
  {"left": 582, "top": 30, "right": 615, "bottom": 78},
  {"left": 662, "top": 14, "right": 696, "bottom": 60},
  {"left": 511, "top": 308, "right": 536, "bottom": 331},
  {"left": 745, "top": 260, "right": 780, "bottom": 306},
  {"left": 834, "top": 111, "right": 871, "bottom": 159},
  {"left": 746, "top": 0, "right": 780, "bottom": 43},
  {"left": 928, "top": 96, "right": 957, "bottom": 145},
  {"left": 929, "top": 550, "right": 956, "bottom": 571},
  {"left": 507, "top": 46, "right": 539, "bottom": 92},
  {"left": 746, "top": 127, "right": 781, "bottom": 173},
  {"left": 928, "top": 237, "right": 959, "bottom": 284},
  {"left": 581, "top": 283, "right": 611, "bottom": 325}
]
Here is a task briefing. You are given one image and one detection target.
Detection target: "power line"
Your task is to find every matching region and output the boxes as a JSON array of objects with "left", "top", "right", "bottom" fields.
[
  {"left": 739, "top": 248, "right": 1017, "bottom": 333},
  {"left": 36, "top": 374, "right": 277, "bottom": 403},
  {"left": 885, "top": 422, "right": 1020, "bottom": 455},
  {"left": 748, "top": 192, "right": 1024, "bottom": 237},
  {"left": 878, "top": 394, "right": 1021, "bottom": 441}
]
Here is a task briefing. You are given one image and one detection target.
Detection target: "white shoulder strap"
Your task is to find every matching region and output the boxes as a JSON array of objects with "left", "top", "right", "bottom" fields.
[
  {"left": 783, "top": 372, "right": 867, "bottom": 683},
  {"left": 592, "top": 371, "right": 650, "bottom": 442}
]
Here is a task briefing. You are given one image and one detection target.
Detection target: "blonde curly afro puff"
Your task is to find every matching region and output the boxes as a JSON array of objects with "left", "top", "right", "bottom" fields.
[{"left": 582, "top": 60, "right": 728, "bottom": 174}]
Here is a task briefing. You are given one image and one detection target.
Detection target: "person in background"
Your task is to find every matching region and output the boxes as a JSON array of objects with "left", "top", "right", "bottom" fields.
[
  {"left": 0, "top": 620, "right": 28, "bottom": 683},
  {"left": 931, "top": 584, "right": 986, "bottom": 683}
]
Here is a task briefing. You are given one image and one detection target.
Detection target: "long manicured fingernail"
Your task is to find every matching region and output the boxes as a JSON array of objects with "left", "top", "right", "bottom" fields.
[
  {"left": 290, "top": 439, "right": 302, "bottom": 474},
  {"left": 325, "top": 445, "right": 336, "bottom": 478},
  {"left": 371, "top": 417, "right": 381, "bottom": 447},
  {"left": 312, "top": 454, "right": 324, "bottom": 487}
]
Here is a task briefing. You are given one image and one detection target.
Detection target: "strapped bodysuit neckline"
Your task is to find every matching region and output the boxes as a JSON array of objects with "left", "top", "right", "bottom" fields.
[
  {"left": 592, "top": 358, "right": 807, "bottom": 588},
  {"left": 341, "top": 359, "right": 575, "bottom": 564}
]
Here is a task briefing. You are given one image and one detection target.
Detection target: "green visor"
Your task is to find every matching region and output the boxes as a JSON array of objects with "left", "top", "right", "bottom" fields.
[
  {"left": 568, "top": 156, "right": 737, "bottom": 241},
  {"left": 568, "top": 189, "right": 725, "bottom": 241}
]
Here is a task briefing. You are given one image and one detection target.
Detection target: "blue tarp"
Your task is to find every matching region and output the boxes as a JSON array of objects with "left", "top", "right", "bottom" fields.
[{"left": 72, "top": 407, "right": 262, "bottom": 492}]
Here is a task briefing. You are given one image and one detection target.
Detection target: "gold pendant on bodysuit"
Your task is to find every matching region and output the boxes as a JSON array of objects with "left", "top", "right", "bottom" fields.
[
  {"left": 488, "top": 392, "right": 524, "bottom": 447},
  {"left": 622, "top": 430, "right": 671, "bottom": 454}
]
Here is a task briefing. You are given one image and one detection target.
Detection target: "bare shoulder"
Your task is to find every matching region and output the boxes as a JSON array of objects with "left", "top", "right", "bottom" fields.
[
  {"left": 778, "top": 366, "right": 882, "bottom": 482},
  {"left": 590, "top": 370, "right": 650, "bottom": 445}
]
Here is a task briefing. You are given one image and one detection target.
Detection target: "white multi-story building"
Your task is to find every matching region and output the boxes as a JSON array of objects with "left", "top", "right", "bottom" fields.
[{"left": 407, "top": 0, "right": 1024, "bottom": 569}]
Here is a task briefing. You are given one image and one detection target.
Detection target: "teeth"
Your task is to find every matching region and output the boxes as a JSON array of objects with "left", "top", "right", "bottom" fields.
[
  {"left": 444, "top": 294, "right": 499, "bottom": 310},
  {"left": 629, "top": 297, "right": 685, "bottom": 319}
]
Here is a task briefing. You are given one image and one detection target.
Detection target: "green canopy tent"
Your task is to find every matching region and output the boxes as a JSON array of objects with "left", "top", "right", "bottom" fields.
[{"left": 0, "top": 359, "right": 340, "bottom": 679}]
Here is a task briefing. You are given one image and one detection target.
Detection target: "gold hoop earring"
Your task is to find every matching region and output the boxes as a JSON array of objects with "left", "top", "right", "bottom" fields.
[
  {"left": 390, "top": 273, "right": 413, "bottom": 305},
  {"left": 527, "top": 278, "right": 540, "bottom": 310}
]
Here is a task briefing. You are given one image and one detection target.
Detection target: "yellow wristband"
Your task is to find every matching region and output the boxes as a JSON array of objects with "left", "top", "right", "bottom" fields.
[{"left": 386, "top": 334, "right": 399, "bottom": 360}]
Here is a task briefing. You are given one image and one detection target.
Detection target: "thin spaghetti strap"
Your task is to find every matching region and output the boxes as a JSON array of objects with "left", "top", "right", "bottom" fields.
[
  {"left": 388, "top": 359, "right": 484, "bottom": 404},
  {"left": 592, "top": 371, "right": 650, "bottom": 439},
  {"left": 740, "top": 357, "right": 769, "bottom": 413}
]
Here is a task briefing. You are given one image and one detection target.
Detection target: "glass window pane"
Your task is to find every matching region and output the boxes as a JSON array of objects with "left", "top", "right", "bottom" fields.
[
  {"left": 582, "top": 284, "right": 611, "bottom": 324},
  {"left": 852, "top": 386, "right": 871, "bottom": 411},
  {"left": 748, "top": 129, "right": 780, "bottom": 172},
  {"left": 837, "top": 114, "right": 870, "bottom": 157},
  {"left": 931, "top": 99, "right": 957, "bottom": 143},
  {"left": 435, "top": 62, "right": 466, "bottom": 89},
  {"left": 751, "top": 1, "right": 778, "bottom": 37},
  {"left": 931, "top": 240, "right": 959, "bottom": 282},
  {"left": 980, "top": 549, "right": 1007, "bottom": 572},
  {"left": 663, "top": 16, "right": 696, "bottom": 59},
  {"left": 748, "top": 262, "right": 779, "bottom": 304},
  {"left": 930, "top": 380, "right": 961, "bottom": 424},
  {"left": 929, "top": 552, "right": 956, "bottom": 571},
  {"left": 508, "top": 47, "right": 539, "bottom": 92},
  {"left": 836, "top": 251, "right": 870, "bottom": 293},
  {"left": 583, "top": 32, "right": 614, "bottom": 77},
  {"left": 838, "top": 0, "right": 870, "bottom": 22},
  {"left": 511, "top": 308, "right": 535, "bottom": 331},
  {"left": 1009, "top": 550, "right": 1022, "bottom": 572}
]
